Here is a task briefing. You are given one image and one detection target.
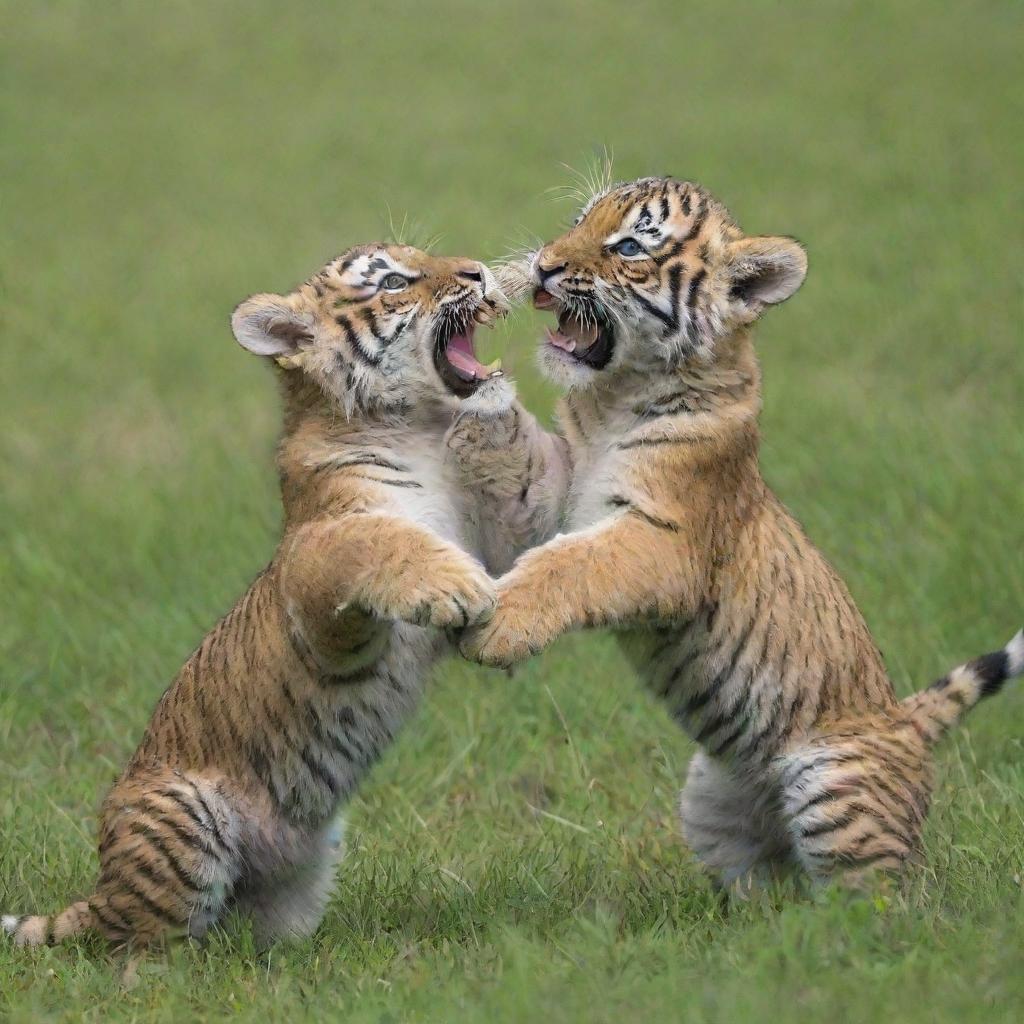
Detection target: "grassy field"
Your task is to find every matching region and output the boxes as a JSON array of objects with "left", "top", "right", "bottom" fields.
[{"left": 2, "top": 1, "right": 1023, "bottom": 1020}]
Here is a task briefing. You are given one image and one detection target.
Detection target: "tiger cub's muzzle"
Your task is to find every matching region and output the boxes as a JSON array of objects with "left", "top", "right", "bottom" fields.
[
  {"left": 533, "top": 286, "right": 616, "bottom": 371},
  {"left": 431, "top": 284, "right": 508, "bottom": 398}
]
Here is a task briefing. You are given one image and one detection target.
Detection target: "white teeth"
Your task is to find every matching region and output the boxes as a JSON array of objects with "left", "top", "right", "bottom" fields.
[{"left": 481, "top": 358, "right": 502, "bottom": 375}]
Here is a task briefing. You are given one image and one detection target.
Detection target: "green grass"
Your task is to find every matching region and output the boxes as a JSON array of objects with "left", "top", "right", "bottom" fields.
[{"left": 2, "top": 1, "right": 1023, "bottom": 1020}]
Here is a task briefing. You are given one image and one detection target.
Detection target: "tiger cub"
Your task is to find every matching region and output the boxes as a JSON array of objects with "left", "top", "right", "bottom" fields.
[
  {"left": 461, "top": 177, "right": 1023, "bottom": 889},
  {"left": 3, "top": 244, "right": 560, "bottom": 948}
]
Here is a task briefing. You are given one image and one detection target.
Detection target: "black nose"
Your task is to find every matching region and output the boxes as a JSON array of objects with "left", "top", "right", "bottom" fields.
[
  {"left": 457, "top": 269, "right": 483, "bottom": 282},
  {"left": 537, "top": 261, "right": 567, "bottom": 285}
]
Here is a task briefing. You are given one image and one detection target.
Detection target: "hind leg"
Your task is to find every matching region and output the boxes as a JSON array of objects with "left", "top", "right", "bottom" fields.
[
  {"left": 233, "top": 817, "right": 345, "bottom": 945},
  {"left": 778, "top": 727, "right": 932, "bottom": 886},
  {"left": 679, "top": 751, "right": 793, "bottom": 894},
  {"left": 92, "top": 768, "right": 242, "bottom": 946}
]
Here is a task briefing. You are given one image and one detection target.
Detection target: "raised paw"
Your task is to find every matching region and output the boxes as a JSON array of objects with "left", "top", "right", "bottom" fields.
[
  {"left": 459, "top": 589, "right": 555, "bottom": 668},
  {"left": 361, "top": 556, "right": 497, "bottom": 631}
]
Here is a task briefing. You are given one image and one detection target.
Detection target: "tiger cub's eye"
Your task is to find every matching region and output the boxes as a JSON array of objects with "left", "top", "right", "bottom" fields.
[
  {"left": 613, "top": 238, "right": 644, "bottom": 257},
  {"left": 381, "top": 273, "right": 409, "bottom": 291}
]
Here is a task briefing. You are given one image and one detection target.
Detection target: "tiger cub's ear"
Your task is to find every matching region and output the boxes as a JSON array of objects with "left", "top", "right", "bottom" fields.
[
  {"left": 725, "top": 236, "right": 807, "bottom": 314},
  {"left": 231, "top": 292, "right": 315, "bottom": 357}
]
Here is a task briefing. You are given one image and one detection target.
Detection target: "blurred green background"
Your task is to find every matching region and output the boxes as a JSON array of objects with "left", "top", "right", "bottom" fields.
[{"left": 2, "top": 2, "right": 1022, "bottom": 1021}]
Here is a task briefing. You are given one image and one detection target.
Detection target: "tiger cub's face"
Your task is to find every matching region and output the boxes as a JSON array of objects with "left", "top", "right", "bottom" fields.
[
  {"left": 232, "top": 244, "right": 507, "bottom": 413},
  {"left": 524, "top": 177, "right": 807, "bottom": 386}
]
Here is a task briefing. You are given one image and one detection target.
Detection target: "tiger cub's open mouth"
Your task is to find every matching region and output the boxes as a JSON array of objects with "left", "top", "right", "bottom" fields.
[
  {"left": 534, "top": 289, "right": 615, "bottom": 369},
  {"left": 433, "top": 302, "right": 503, "bottom": 397}
]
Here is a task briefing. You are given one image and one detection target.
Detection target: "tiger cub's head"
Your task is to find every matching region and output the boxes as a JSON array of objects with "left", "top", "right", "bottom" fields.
[
  {"left": 516, "top": 177, "right": 806, "bottom": 386},
  {"left": 232, "top": 244, "right": 507, "bottom": 414}
]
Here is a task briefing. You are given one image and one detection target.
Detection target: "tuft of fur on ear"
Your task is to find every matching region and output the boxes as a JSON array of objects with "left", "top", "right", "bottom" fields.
[
  {"left": 727, "top": 236, "right": 807, "bottom": 309},
  {"left": 231, "top": 293, "right": 314, "bottom": 357}
]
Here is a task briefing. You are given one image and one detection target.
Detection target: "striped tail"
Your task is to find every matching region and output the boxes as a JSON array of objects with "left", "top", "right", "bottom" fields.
[
  {"left": 903, "top": 629, "right": 1024, "bottom": 743},
  {"left": 2, "top": 901, "right": 95, "bottom": 947}
]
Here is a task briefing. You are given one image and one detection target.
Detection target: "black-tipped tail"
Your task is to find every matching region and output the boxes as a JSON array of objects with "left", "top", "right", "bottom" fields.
[
  {"left": 903, "top": 629, "right": 1024, "bottom": 742},
  {"left": 2, "top": 902, "right": 95, "bottom": 947}
]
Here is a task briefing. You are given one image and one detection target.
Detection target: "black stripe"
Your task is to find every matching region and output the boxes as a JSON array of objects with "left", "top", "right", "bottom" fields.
[
  {"left": 633, "top": 392, "right": 692, "bottom": 418},
  {"left": 188, "top": 788, "right": 231, "bottom": 854},
  {"left": 90, "top": 902, "right": 129, "bottom": 936},
  {"left": 681, "top": 204, "right": 705, "bottom": 243},
  {"left": 972, "top": 650, "right": 1010, "bottom": 697},
  {"left": 605, "top": 494, "right": 679, "bottom": 532},
  {"left": 869, "top": 765, "right": 927, "bottom": 826},
  {"left": 281, "top": 679, "right": 299, "bottom": 713},
  {"left": 629, "top": 507, "right": 680, "bottom": 533},
  {"left": 800, "top": 811, "right": 857, "bottom": 839},
  {"left": 782, "top": 751, "right": 861, "bottom": 791},
  {"left": 671, "top": 665, "right": 712, "bottom": 709},
  {"left": 686, "top": 671, "right": 744, "bottom": 742},
  {"left": 124, "top": 853, "right": 184, "bottom": 899},
  {"left": 129, "top": 823, "right": 202, "bottom": 893},
  {"left": 833, "top": 849, "right": 906, "bottom": 870},
  {"left": 335, "top": 313, "right": 382, "bottom": 366},
  {"left": 297, "top": 692, "right": 357, "bottom": 764},
  {"left": 239, "top": 590, "right": 259, "bottom": 675},
  {"left": 800, "top": 802, "right": 896, "bottom": 842},
  {"left": 707, "top": 718, "right": 747, "bottom": 757},
  {"left": 141, "top": 809, "right": 221, "bottom": 862},
  {"left": 627, "top": 284, "right": 676, "bottom": 329},
  {"left": 357, "top": 306, "right": 390, "bottom": 345},
  {"left": 684, "top": 268, "right": 707, "bottom": 310},
  {"left": 788, "top": 789, "right": 837, "bottom": 820},
  {"left": 651, "top": 239, "right": 685, "bottom": 266},
  {"left": 261, "top": 697, "right": 291, "bottom": 746},
  {"left": 345, "top": 473, "right": 423, "bottom": 489},
  {"left": 246, "top": 741, "right": 282, "bottom": 808},
  {"left": 287, "top": 626, "right": 319, "bottom": 674},
  {"left": 160, "top": 790, "right": 229, "bottom": 856},
  {"left": 945, "top": 688, "right": 967, "bottom": 708},
  {"left": 618, "top": 434, "right": 699, "bottom": 450},
  {"left": 117, "top": 877, "right": 184, "bottom": 926},
  {"left": 299, "top": 745, "right": 339, "bottom": 796},
  {"left": 520, "top": 451, "right": 534, "bottom": 503},
  {"left": 315, "top": 454, "right": 411, "bottom": 474}
]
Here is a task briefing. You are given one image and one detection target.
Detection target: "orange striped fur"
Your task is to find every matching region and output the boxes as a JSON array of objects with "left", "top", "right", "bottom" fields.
[
  {"left": 3, "top": 244, "right": 563, "bottom": 948},
  {"left": 462, "top": 178, "right": 1023, "bottom": 890}
]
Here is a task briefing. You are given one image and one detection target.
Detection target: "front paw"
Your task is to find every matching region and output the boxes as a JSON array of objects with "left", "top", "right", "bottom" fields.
[
  {"left": 360, "top": 558, "right": 497, "bottom": 630},
  {"left": 459, "top": 597, "right": 552, "bottom": 668}
]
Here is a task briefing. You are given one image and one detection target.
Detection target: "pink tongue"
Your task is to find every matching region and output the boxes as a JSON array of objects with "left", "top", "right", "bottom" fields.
[{"left": 445, "top": 331, "right": 488, "bottom": 380}]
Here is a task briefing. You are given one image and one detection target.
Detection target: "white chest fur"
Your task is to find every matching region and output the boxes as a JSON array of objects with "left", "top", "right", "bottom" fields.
[
  {"left": 564, "top": 405, "right": 635, "bottom": 532},
  {"left": 384, "top": 431, "right": 469, "bottom": 548}
]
